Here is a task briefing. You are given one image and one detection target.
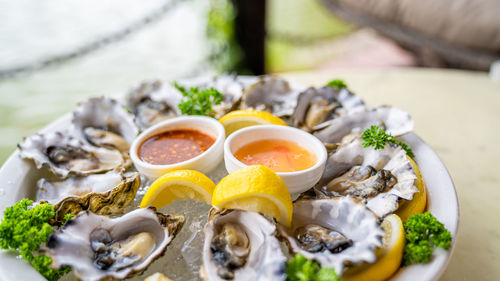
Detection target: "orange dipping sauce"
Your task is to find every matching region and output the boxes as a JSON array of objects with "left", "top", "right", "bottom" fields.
[
  {"left": 234, "top": 139, "right": 316, "bottom": 172},
  {"left": 139, "top": 129, "right": 215, "bottom": 165}
]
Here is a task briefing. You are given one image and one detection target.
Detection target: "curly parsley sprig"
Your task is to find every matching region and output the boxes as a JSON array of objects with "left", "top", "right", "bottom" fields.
[
  {"left": 0, "top": 199, "right": 70, "bottom": 281},
  {"left": 326, "top": 79, "right": 348, "bottom": 90},
  {"left": 361, "top": 125, "right": 414, "bottom": 158},
  {"left": 174, "top": 82, "right": 224, "bottom": 117},
  {"left": 403, "top": 212, "right": 452, "bottom": 265},
  {"left": 286, "top": 254, "right": 339, "bottom": 281}
]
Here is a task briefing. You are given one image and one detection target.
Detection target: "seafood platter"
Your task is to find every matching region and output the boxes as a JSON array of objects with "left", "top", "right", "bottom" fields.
[{"left": 0, "top": 75, "right": 458, "bottom": 281}]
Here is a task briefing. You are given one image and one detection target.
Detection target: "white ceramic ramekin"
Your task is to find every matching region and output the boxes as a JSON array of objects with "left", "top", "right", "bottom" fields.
[
  {"left": 130, "top": 116, "right": 225, "bottom": 180},
  {"left": 224, "top": 125, "right": 327, "bottom": 194}
]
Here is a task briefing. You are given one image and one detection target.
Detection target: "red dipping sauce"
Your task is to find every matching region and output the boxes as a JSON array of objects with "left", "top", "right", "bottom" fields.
[{"left": 138, "top": 129, "right": 215, "bottom": 165}]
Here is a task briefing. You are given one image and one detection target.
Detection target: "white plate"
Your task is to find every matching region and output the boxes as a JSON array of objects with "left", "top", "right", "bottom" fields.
[{"left": 0, "top": 79, "right": 459, "bottom": 281}]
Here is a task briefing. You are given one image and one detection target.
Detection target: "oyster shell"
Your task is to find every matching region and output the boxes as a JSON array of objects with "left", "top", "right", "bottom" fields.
[
  {"left": 201, "top": 209, "right": 286, "bottom": 281},
  {"left": 37, "top": 171, "right": 140, "bottom": 222},
  {"left": 45, "top": 207, "right": 185, "bottom": 281},
  {"left": 71, "top": 97, "right": 139, "bottom": 153},
  {"left": 315, "top": 134, "right": 418, "bottom": 217},
  {"left": 292, "top": 86, "right": 367, "bottom": 131},
  {"left": 240, "top": 76, "right": 300, "bottom": 117},
  {"left": 278, "top": 198, "right": 384, "bottom": 274},
  {"left": 126, "top": 80, "right": 182, "bottom": 129},
  {"left": 313, "top": 106, "right": 413, "bottom": 148},
  {"left": 18, "top": 132, "right": 127, "bottom": 179}
]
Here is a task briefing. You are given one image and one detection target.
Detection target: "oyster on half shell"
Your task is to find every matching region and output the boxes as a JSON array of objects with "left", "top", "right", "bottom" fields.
[
  {"left": 18, "top": 132, "right": 128, "bottom": 179},
  {"left": 71, "top": 97, "right": 139, "bottom": 153},
  {"left": 292, "top": 86, "right": 367, "bottom": 131},
  {"left": 44, "top": 207, "right": 185, "bottom": 281},
  {"left": 240, "top": 76, "right": 301, "bottom": 117},
  {"left": 37, "top": 171, "right": 140, "bottom": 222},
  {"left": 126, "top": 80, "right": 182, "bottom": 129},
  {"left": 313, "top": 106, "right": 413, "bottom": 149},
  {"left": 278, "top": 198, "right": 384, "bottom": 274},
  {"left": 201, "top": 209, "right": 287, "bottom": 281},
  {"left": 315, "top": 134, "right": 418, "bottom": 217}
]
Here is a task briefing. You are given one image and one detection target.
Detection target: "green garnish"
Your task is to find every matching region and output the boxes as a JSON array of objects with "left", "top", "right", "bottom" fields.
[
  {"left": 286, "top": 254, "right": 340, "bottom": 281},
  {"left": 0, "top": 199, "right": 70, "bottom": 281},
  {"left": 174, "top": 82, "right": 224, "bottom": 117},
  {"left": 63, "top": 213, "right": 75, "bottom": 224},
  {"left": 361, "top": 125, "right": 415, "bottom": 158},
  {"left": 403, "top": 212, "right": 452, "bottom": 266},
  {"left": 326, "top": 79, "right": 348, "bottom": 90}
]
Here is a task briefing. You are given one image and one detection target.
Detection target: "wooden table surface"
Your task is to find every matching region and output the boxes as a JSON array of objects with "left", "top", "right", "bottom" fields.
[
  {"left": 0, "top": 68, "right": 498, "bottom": 280},
  {"left": 282, "top": 69, "right": 500, "bottom": 281}
]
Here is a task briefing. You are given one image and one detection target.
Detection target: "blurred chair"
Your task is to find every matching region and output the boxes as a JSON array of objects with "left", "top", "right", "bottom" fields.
[{"left": 321, "top": 0, "right": 500, "bottom": 70}]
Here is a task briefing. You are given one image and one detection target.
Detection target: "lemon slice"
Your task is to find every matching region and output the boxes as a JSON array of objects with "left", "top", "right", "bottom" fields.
[
  {"left": 140, "top": 170, "right": 215, "bottom": 209},
  {"left": 395, "top": 157, "right": 427, "bottom": 221},
  {"left": 211, "top": 165, "right": 293, "bottom": 226},
  {"left": 342, "top": 214, "right": 405, "bottom": 281},
  {"left": 218, "top": 110, "right": 287, "bottom": 136},
  {"left": 144, "top": 273, "right": 172, "bottom": 281}
]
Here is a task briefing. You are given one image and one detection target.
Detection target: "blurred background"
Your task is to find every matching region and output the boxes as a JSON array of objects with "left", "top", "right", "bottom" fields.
[{"left": 0, "top": 0, "right": 499, "bottom": 163}]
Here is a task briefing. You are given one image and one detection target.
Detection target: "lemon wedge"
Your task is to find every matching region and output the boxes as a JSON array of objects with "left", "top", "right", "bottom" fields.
[
  {"left": 218, "top": 110, "right": 287, "bottom": 136},
  {"left": 342, "top": 214, "right": 405, "bottom": 281},
  {"left": 144, "top": 273, "right": 172, "bottom": 281},
  {"left": 395, "top": 157, "right": 427, "bottom": 221},
  {"left": 140, "top": 170, "right": 215, "bottom": 209},
  {"left": 211, "top": 165, "right": 293, "bottom": 226}
]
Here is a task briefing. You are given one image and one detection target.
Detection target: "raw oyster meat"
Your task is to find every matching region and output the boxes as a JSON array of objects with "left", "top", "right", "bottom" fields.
[
  {"left": 315, "top": 134, "right": 418, "bottom": 217},
  {"left": 201, "top": 209, "right": 286, "bottom": 281},
  {"left": 278, "top": 198, "right": 384, "bottom": 274},
  {"left": 292, "top": 86, "right": 367, "bottom": 131},
  {"left": 126, "top": 80, "right": 182, "bottom": 129},
  {"left": 18, "top": 132, "right": 127, "bottom": 179},
  {"left": 324, "top": 166, "right": 397, "bottom": 198},
  {"left": 240, "top": 76, "right": 301, "bottom": 117},
  {"left": 44, "top": 207, "right": 185, "bottom": 281},
  {"left": 37, "top": 171, "right": 140, "bottom": 222},
  {"left": 71, "top": 97, "right": 139, "bottom": 153},
  {"left": 313, "top": 106, "right": 413, "bottom": 148}
]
